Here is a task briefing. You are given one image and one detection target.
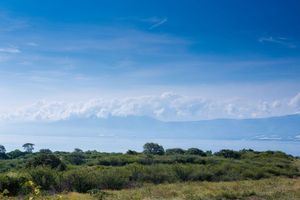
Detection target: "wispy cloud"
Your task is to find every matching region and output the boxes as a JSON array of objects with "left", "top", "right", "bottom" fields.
[
  {"left": 118, "top": 16, "right": 168, "bottom": 29},
  {"left": 26, "top": 42, "right": 38, "bottom": 47},
  {"left": 0, "top": 24, "right": 190, "bottom": 72},
  {"left": 259, "top": 36, "right": 297, "bottom": 48},
  {"left": 0, "top": 47, "right": 21, "bottom": 53},
  {"left": 149, "top": 17, "right": 168, "bottom": 29},
  {"left": 0, "top": 12, "right": 29, "bottom": 32}
]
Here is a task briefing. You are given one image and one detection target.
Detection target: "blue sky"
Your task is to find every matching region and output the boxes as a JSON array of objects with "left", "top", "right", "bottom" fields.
[{"left": 0, "top": 0, "right": 300, "bottom": 121}]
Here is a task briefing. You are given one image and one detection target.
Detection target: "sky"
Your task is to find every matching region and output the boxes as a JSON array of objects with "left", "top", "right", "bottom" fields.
[{"left": 0, "top": 0, "right": 300, "bottom": 122}]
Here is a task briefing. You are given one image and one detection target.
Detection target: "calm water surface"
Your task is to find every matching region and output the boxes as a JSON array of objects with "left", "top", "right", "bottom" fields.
[{"left": 0, "top": 134, "right": 299, "bottom": 156}]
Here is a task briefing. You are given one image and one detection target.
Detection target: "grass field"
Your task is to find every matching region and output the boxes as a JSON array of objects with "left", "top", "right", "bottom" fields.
[
  {"left": 12, "top": 177, "right": 299, "bottom": 200},
  {"left": 1, "top": 149, "right": 299, "bottom": 199}
]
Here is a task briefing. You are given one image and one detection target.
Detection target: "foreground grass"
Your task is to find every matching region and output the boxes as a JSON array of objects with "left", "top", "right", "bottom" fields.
[
  {"left": 1, "top": 151, "right": 299, "bottom": 199},
  {"left": 107, "top": 177, "right": 300, "bottom": 200},
  {"left": 18, "top": 177, "right": 300, "bottom": 200}
]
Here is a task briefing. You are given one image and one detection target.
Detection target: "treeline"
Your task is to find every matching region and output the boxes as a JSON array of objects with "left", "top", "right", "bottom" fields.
[
  {"left": 0, "top": 143, "right": 34, "bottom": 160},
  {"left": 0, "top": 142, "right": 270, "bottom": 160},
  {"left": 0, "top": 142, "right": 299, "bottom": 197}
]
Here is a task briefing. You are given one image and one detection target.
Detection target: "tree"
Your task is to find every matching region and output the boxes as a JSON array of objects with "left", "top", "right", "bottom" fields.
[
  {"left": 67, "top": 153, "right": 85, "bottom": 165},
  {"left": 27, "top": 154, "right": 66, "bottom": 170},
  {"left": 22, "top": 143, "right": 35, "bottom": 153},
  {"left": 39, "top": 149, "right": 52, "bottom": 154},
  {"left": 74, "top": 148, "right": 83, "bottom": 153},
  {"left": 206, "top": 150, "right": 213, "bottom": 156},
  {"left": 143, "top": 143, "right": 165, "bottom": 155},
  {"left": 7, "top": 149, "right": 25, "bottom": 159},
  {"left": 214, "top": 149, "right": 241, "bottom": 159},
  {"left": 0, "top": 145, "right": 7, "bottom": 159},
  {"left": 0, "top": 145, "right": 6, "bottom": 153},
  {"left": 126, "top": 150, "right": 138, "bottom": 155},
  {"left": 186, "top": 148, "right": 207, "bottom": 156},
  {"left": 165, "top": 148, "right": 185, "bottom": 155}
]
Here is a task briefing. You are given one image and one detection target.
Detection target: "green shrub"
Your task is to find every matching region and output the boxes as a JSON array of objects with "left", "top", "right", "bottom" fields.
[
  {"left": 28, "top": 167, "right": 59, "bottom": 190},
  {"left": 136, "top": 164, "right": 176, "bottom": 184},
  {"left": 126, "top": 150, "right": 138, "bottom": 155},
  {"left": 6, "top": 149, "right": 26, "bottom": 159},
  {"left": 26, "top": 154, "right": 66, "bottom": 170},
  {"left": 39, "top": 149, "right": 52, "bottom": 154},
  {"left": 172, "top": 164, "right": 194, "bottom": 181},
  {"left": 66, "top": 152, "right": 86, "bottom": 165},
  {"left": 97, "top": 156, "right": 129, "bottom": 166},
  {"left": 185, "top": 148, "right": 207, "bottom": 156},
  {"left": 0, "top": 173, "right": 28, "bottom": 196},
  {"left": 60, "top": 168, "right": 98, "bottom": 192},
  {"left": 214, "top": 149, "right": 241, "bottom": 159},
  {"left": 166, "top": 148, "right": 185, "bottom": 155},
  {"left": 96, "top": 168, "right": 130, "bottom": 189}
]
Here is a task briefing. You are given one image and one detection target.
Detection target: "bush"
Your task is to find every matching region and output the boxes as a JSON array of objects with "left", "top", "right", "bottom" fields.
[
  {"left": 166, "top": 148, "right": 185, "bottom": 155},
  {"left": 26, "top": 154, "right": 66, "bottom": 170},
  {"left": 7, "top": 150, "right": 26, "bottom": 159},
  {"left": 28, "top": 167, "right": 59, "bottom": 190},
  {"left": 39, "top": 149, "right": 52, "bottom": 154},
  {"left": 126, "top": 150, "right": 138, "bottom": 155},
  {"left": 172, "top": 164, "right": 194, "bottom": 181},
  {"left": 96, "top": 168, "right": 130, "bottom": 189},
  {"left": 135, "top": 164, "right": 176, "bottom": 184},
  {"left": 66, "top": 152, "right": 85, "bottom": 165},
  {"left": 0, "top": 153, "right": 8, "bottom": 160},
  {"left": 0, "top": 173, "right": 28, "bottom": 196},
  {"left": 97, "top": 156, "right": 129, "bottom": 166},
  {"left": 214, "top": 149, "right": 241, "bottom": 159},
  {"left": 186, "top": 148, "right": 207, "bottom": 156},
  {"left": 61, "top": 168, "right": 98, "bottom": 192},
  {"left": 61, "top": 167, "right": 130, "bottom": 192}
]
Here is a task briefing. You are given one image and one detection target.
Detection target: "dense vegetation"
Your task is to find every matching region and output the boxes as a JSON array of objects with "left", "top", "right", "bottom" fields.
[
  {"left": 38, "top": 177, "right": 300, "bottom": 200},
  {"left": 0, "top": 143, "right": 299, "bottom": 199}
]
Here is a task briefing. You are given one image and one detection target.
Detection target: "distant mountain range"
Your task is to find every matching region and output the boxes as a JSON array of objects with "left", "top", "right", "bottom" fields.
[{"left": 1, "top": 114, "right": 300, "bottom": 141}]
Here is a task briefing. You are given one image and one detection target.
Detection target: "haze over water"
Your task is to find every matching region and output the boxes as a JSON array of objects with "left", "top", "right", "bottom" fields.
[{"left": 0, "top": 134, "right": 299, "bottom": 156}]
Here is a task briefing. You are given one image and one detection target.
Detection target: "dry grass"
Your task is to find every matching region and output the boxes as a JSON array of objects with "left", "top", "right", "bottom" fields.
[
  {"left": 105, "top": 177, "right": 300, "bottom": 200},
  {"left": 11, "top": 177, "right": 299, "bottom": 200}
]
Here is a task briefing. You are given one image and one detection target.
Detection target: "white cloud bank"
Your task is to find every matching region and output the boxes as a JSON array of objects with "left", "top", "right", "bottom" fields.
[{"left": 1, "top": 92, "right": 300, "bottom": 122}]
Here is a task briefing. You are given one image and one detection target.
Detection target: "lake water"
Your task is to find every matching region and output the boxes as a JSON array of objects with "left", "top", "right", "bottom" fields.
[{"left": 0, "top": 134, "right": 299, "bottom": 156}]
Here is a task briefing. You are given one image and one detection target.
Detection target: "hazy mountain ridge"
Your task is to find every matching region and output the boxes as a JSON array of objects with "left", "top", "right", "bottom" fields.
[{"left": 1, "top": 114, "right": 300, "bottom": 141}]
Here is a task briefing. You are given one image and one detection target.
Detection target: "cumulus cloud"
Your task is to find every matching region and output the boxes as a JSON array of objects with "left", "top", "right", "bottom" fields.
[{"left": 1, "top": 92, "right": 300, "bottom": 122}]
